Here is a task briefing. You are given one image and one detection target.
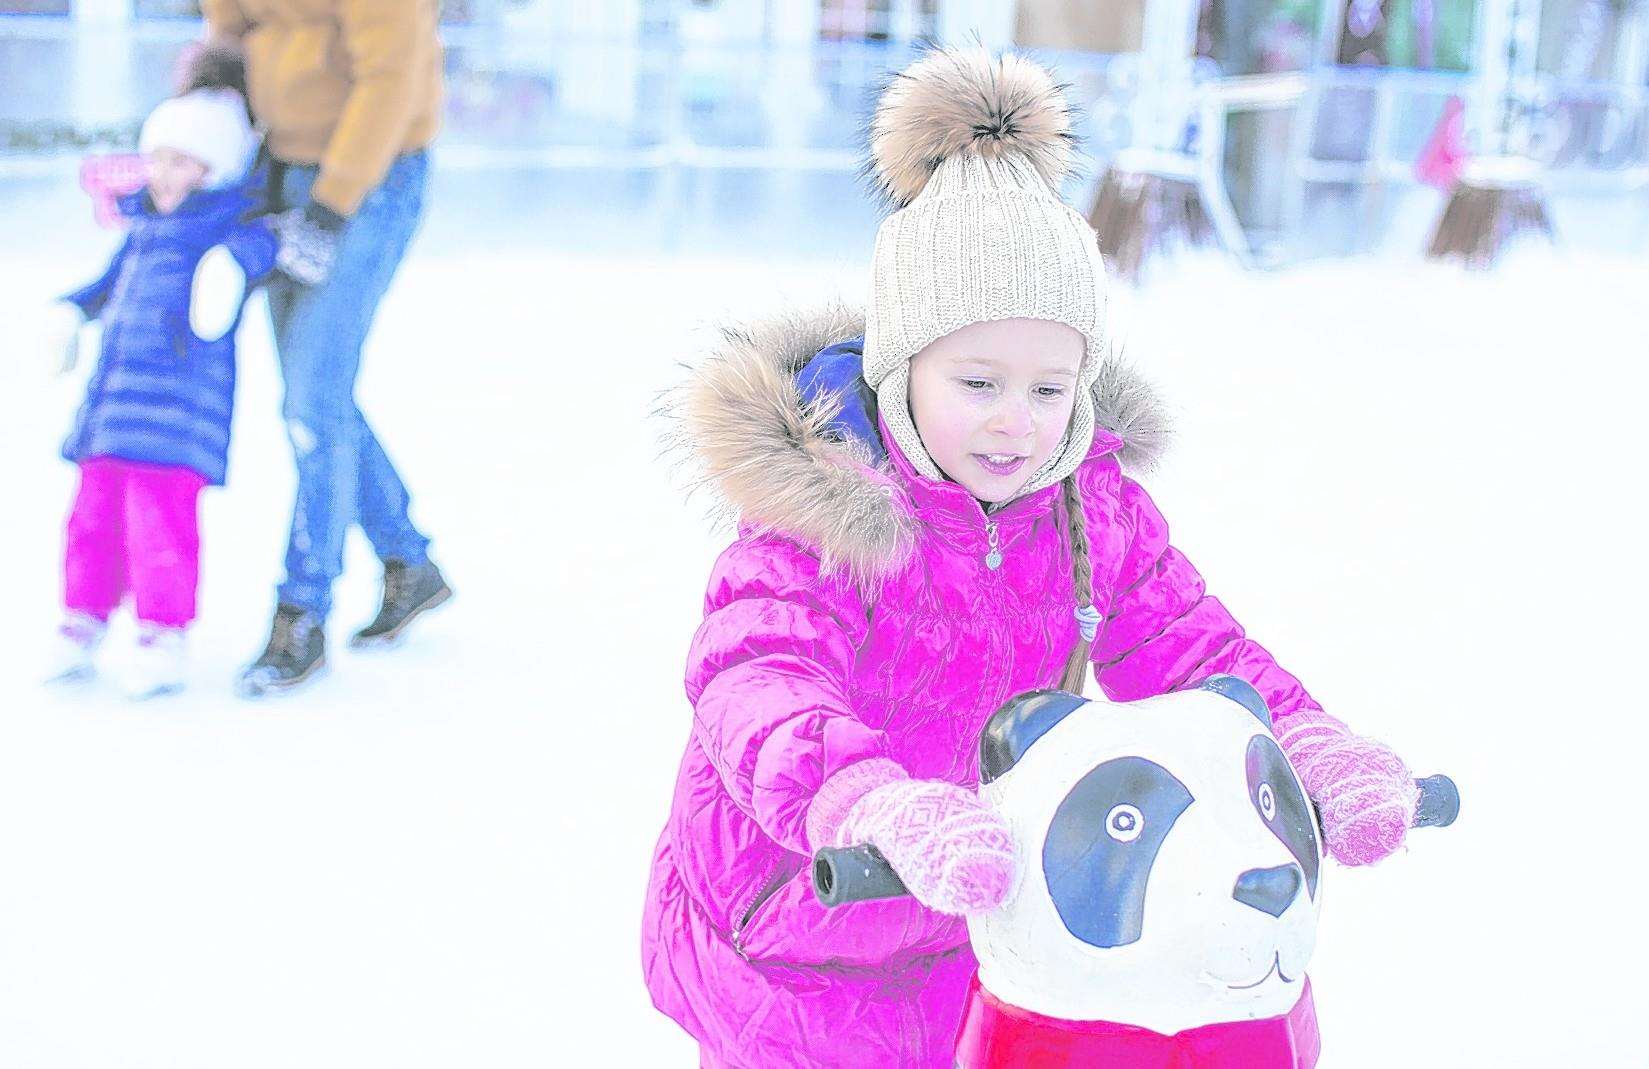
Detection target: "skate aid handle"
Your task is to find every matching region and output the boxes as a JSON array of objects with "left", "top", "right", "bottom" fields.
[
  {"left": 812, "top": 844, "right": 908, "bottom": 907},
  {"left": 1412, "top": 773, "right": 1460, "bottom": 829},
  {"left": 815, "top": 775, "right": 1461, "bottom": 908}
]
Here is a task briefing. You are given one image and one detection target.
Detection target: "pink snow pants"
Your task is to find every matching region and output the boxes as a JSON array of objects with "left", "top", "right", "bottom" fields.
[{"left": 64, "top": 457, "right": 207, "bottom": 629}]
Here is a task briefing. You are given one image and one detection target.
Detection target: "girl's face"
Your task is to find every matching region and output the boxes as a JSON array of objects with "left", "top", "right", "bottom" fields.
[
  {"left": 147, "top": 147, "right": 210, "bottom": 215},
  {"left": 908, "top": 317, "right": 1084, "bottom": 505}
]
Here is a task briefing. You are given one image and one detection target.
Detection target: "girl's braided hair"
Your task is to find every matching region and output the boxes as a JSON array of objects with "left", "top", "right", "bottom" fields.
[{"left": 1057, "top": 473, "right": 1095, "bottom": 695}]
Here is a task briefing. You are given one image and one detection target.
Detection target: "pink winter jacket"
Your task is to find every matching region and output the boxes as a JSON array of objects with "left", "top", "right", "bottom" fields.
[{"left": 641, "top": 307, "right": 1325, "bottom": 1068}]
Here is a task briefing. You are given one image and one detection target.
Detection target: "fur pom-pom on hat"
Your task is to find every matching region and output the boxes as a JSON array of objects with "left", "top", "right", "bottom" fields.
[{"left": 869, "top": 47, "right": 1076, "bottom": 208}]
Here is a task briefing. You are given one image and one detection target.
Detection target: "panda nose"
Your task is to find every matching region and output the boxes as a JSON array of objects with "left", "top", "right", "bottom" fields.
[{"left": 1232, "top": 864, "right": 1303, "bottom": 917}]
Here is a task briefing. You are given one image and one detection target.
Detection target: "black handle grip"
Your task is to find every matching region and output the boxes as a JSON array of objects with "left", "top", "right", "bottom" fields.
[
  {"left": 1412, "top": 773, "right": 1460, "bottom": 829},
  {"left": 816, "top": 775, "right": 1460, "bottom": 910},
  {"left": 812, "top": 845, "right": 908, "bottom": 907}
]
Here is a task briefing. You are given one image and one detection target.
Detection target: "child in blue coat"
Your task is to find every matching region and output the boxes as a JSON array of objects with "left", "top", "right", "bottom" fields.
[{"left": 44, "top": 52, "right": 277, "bottom": 698}]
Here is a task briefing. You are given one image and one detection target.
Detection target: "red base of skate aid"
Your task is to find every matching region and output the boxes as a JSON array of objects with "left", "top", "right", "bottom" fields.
[{"left": 953, "top": 974, "right": 1321, "bottom": 1069}]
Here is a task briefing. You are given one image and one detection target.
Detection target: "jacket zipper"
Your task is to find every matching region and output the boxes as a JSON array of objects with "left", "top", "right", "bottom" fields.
[
  {"left": 730, "top": 866, "right": 790, "bottom": 958},
  {"left": 984, "top": 521, "right": 1002, "bottom": 570}
]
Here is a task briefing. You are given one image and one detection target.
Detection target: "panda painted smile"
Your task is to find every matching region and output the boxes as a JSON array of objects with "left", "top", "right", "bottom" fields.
[
  {"left": 968, "top": 677, "right": 1326, "bottom": 1036},
  {"left": 1217, "top": 951, "right": 1298, "bottom": 991}
]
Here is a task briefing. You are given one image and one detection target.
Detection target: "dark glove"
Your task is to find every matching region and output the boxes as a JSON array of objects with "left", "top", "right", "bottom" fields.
[
  {"left": 239, "top": 145, "right": 284, "bottom": 224},
  {"left": 273, "top": 201, "right": 346, "bottom": 287}
]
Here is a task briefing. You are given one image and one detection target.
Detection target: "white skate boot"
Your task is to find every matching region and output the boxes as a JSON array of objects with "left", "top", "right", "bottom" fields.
[
  {"left": 118, "top": 624, "right": 187, "bottom": 700},
  {"left": 44, "top": 612, "right": 107, "bottom": 684}
]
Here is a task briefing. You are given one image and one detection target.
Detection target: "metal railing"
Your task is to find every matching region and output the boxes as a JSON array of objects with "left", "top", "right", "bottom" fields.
[{"left": 4, "top": 15, "right": 1646, "bottom": 258}]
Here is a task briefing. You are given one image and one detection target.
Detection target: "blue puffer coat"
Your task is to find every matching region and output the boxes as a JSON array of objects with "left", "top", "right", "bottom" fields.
[{"left": 63, "top": 182, "right": 277, "bottom": 486}]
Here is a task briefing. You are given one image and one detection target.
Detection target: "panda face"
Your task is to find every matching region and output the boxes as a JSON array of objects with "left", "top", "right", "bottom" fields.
[{"left": 969, "top": 681, "right": 1324, "bottom": 1035}]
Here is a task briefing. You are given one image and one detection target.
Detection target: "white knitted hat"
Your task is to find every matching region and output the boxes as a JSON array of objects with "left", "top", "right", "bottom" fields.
[
  {"left": 864, "top": 48, "right": 1108, "bottom": 496},
  {"left": 139, "top": 88, "right": 258, "bottom": 190}
]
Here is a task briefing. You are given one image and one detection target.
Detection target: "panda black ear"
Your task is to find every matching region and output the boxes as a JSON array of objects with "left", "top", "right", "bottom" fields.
[
  {"left": 1200, "top": 675, "right": 1273, "bottom": 730},
  {"left": 980, "top": 689, "right": 1088, "bottom": 784}
]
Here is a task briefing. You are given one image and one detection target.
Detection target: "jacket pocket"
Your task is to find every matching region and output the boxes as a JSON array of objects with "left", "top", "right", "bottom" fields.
[{"left": 730, "top": 860, "right": 801, "bottom": 960}]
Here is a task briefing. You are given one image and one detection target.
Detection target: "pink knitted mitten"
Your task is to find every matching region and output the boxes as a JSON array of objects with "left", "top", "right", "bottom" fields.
[
  {"left": 807, "top": 759, "right": 1015, "bottom": 915},
  {"left": 1276, "top": 708, "right": 1420, "bottom": 866}
]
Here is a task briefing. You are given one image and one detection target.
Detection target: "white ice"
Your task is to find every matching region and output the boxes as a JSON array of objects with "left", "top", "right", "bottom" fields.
[{"left": 1, "top": 162, "right": 1645, "bottom": 1068}]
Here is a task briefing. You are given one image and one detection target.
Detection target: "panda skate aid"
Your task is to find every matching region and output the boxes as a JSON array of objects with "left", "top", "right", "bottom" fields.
[{"left": 813, "top": 680, "right": 1459, "bottom": 1069}]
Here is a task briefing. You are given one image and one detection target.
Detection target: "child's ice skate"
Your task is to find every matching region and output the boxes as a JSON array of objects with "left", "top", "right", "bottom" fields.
[
  {"left": 44, "top": 612, "right": 107, "bottom": 684},
  {"left": 118, "top": 623, "right": 186, "bottom": 700}
]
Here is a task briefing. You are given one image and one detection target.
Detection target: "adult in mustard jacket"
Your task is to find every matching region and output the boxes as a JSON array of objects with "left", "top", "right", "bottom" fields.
[{"left": 206, "top": 0, "right": 454, "bottom": 696}]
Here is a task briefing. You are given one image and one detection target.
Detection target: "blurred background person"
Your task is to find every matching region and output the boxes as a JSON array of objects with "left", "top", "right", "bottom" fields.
[
  {"left": 204, "top": 0, "right": 454, "bottom": 698},
  {"left": 43, "top": 48, "right": 272, "bottom": 700}
]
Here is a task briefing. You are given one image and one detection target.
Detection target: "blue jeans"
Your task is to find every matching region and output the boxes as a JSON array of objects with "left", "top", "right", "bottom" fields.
[{"left": 267, "top": 151, "right": 432, "bottom": 619}]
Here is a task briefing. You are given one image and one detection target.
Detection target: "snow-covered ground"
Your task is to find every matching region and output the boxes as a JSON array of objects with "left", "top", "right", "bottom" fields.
[{"left": 1, "top": 161, "right": 1645, "bottom": 1068}]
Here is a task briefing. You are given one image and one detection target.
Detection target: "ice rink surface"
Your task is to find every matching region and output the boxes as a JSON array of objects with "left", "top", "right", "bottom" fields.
[{"left": 2, "top": 159, "right": 1645, "bottom": 1067}]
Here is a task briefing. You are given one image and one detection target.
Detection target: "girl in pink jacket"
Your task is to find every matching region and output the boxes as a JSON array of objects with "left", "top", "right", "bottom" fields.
[{"left": 642, "top": 48, "right": 1417, "bottom": 1069}]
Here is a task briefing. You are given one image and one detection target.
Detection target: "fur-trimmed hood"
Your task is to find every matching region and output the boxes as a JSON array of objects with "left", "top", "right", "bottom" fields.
[{"left": 663, "top": 304, "right": 1171, "bottom": 581}]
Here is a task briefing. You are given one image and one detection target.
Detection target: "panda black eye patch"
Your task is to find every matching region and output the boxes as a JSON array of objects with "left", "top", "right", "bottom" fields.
[
  {"left": 1246, "top": 735, "right": 1321, "bottom": 897},
  {"left": 1041, "top": 756, "right": 1193, "bottom": 948}
]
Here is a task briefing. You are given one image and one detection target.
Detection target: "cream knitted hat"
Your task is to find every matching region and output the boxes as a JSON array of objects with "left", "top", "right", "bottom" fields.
[{"left": 864, "top": 48, "right": 1108, "bottom": 496}]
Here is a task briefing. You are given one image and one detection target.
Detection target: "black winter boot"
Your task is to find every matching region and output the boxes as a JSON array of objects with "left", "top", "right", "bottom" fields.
[
  {"left": 349, "top": 559, "right": 452, "bottom": 649},
  {"left": 237, "top": 604, "right": 326, "bottom": 698}
]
